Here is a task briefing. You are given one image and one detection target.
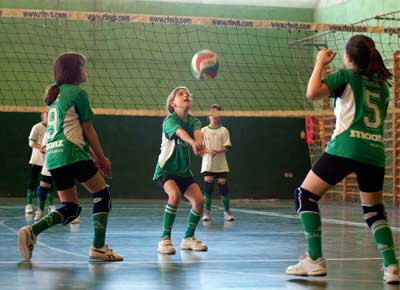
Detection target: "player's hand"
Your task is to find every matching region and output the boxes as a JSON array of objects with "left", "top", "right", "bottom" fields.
[
  {"left": 210, "top": 150, "right": 217, "bottom": 156},
  {"left": 192, "top": 141, "right": 203, "bottom": 156},
  {"left": 316, "top": 48, "right": 336, "bottom": 66},
  {"left": 96, "top": 157, "right": 112, "bottom": 179}
]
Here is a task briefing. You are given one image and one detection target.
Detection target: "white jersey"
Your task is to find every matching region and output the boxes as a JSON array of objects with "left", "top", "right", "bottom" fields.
[
  {"left": 201, "top": 126, "right": 231, "bottom": 173},
  {"left": 40, "top": 132, "right": 51, "bottom": 177},
  {"left": 28, "top": 122, "right": 46, "bottom": 166}
]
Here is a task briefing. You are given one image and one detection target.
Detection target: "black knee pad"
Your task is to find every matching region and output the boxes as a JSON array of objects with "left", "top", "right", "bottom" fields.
[
  {"left": 204, "top": 181, "right": 214, "bottom": 195},
  {"left": 294, "top": 187, "right": 321, "bottom": 215},
  {"left": 56, "top": 202, "right": 82, "bottom": 225},
  {"left": 93, "top": 185, "right": 112, "bottom": 214},
  {"left": 218, "top": 182, "right": 229, "bottom": 196},
  {"left": 362, "top": 204, "right": 387, "bottom": 229}
]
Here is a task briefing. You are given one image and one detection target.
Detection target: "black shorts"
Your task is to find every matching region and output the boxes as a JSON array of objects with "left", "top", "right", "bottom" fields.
[
  {"left": 49, "top": 160, "right": 98, "bottom": 191},
  {"left": 41, "top": 175, "right": 53, "bottom": 185},
  {"left": 312, "top": 153, "right": 385, "bottom": 192},
  {"left": 201, "top": 171, "right": 228, "bottom": 179},
  {"left": 157, "top": 174, "right": 197, "bottom": 194}
]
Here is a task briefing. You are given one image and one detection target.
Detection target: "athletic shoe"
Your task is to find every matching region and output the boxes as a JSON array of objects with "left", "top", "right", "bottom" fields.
[
  {"left": 18, "top": 226, "right": 36, "bottom": 260},
  {"left": 89, "top": 244, "right": 123, "bottom": 261},
  {"left": 202, "top": 211, "right": 212, "bottom": 221},
  {"left": 180, "top": 236, "right": 208, "bottom": 251},
  {"left": 25, "top": 204, "right": 33, "bottom": 215},
  {"left": 70, "top": 217, "right": 80, "bottom": 224},
  {"left": 224, "top": 211, "right": 235, "bottom": 221},
  {"left": 47, "top": 205, "right": 56, "bottom": 212},
  {"left": 33, "top": 210, "right": 43, "bottom": 222},
  {"left": 286, "top": 255, "right": 327, "bottom": 276},
  {"left": 384, "top": 264, "right": 400, "bottom": 284},
  {"left": 158, "top": 238, "right": 176, "bottom": 255}
]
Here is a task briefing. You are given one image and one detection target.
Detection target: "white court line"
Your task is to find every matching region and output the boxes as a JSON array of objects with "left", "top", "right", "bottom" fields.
[
  {"left": 0, "top": 256, "right": 386, "bottom": 264},
  {"left": 224, "top": 207, "right": 400, "bottom": 232},
  {"left": 0, "top": 221, "right": 87, "bottom": 258}
]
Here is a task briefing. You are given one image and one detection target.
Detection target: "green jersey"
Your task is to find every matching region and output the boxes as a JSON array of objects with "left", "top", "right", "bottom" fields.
[
  {"left": 153, "top": 112, "right": 201, "bottom": 180},
  {"left": 323, "top": 68, "right": 389, "bottom": 167},
  {"left": 46, "top": 84, "right": 94, "bottom": 170}
]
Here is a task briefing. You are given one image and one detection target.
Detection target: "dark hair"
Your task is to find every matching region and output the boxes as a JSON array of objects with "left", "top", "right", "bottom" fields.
[
  {"left": 209, "top": 103, "right": 222, "bottom": 111},
  {"left": 345, "top": 35, "right": 391, "bottom": 84},
  {"left": 44, "top": 52, "right": 86, "bottom": 105}
]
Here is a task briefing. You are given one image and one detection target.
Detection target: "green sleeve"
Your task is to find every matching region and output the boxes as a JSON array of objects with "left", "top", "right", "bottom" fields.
[
  {"left": 163, "top": 115, "right": 182, "bottom": 139},
  {"left": 75, "top": 89, "right": 94, "bottom": 122},
  {"left": 191, "top": 116, "right": 202, "bottom": 131},
  {"left": 323, "top": 69, "right": 348, "bottom": 97}
]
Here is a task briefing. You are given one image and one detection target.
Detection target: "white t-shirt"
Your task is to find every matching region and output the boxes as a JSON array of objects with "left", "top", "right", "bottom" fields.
[
  {"left": 201, "top": 126, "right": 231, "bottom": 173},
  {"left": 40, "top": 132, "right": 51, "bottom": 177},
  {"left": 28, "top": 122, "right": 46, "bottom": 166}
]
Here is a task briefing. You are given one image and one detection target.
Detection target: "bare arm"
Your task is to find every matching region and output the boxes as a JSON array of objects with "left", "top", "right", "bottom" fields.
[
  {"left": 306, "top": 48, "right": 336, "bottom": 100},
  {"left": 81, "top": 121, "right": 111, "bottom": 178},
  {"left": 175, "top": 128, "right": 195, "bottom": 147},
  {"left": 175, "top": 128, "right": 203, "bottom": 156},
  {"left": 29, "top": 140, "right": 42, "bottom": 149}
]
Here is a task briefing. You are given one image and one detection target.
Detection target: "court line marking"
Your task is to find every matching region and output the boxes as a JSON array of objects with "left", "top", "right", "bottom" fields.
[
  {"left": 0, "top": 221, "right": 87, "bottom": 258},
  {"left": 225, "top": 207, "right": 400, "bottom": 232},
  {"left": 0, "top": 256, "right": 387, "bottom": 264}
]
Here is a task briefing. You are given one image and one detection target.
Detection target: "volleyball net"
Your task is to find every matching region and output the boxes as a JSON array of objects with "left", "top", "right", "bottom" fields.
[{"left": 0, "top": 8, "right": 399, "bottom": 117}]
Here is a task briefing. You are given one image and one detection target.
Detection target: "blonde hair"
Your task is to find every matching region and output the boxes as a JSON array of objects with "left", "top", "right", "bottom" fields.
[{"left": 166, "top": 86, "right": 192, "bottom": 113}]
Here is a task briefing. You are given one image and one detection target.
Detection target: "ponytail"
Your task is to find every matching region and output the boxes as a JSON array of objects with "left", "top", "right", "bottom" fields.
[
  {"left": 367, "top": 47, "right": 392, "bottom": 84},
  {"left": 44, "top": 83, "right": 60, "bottom": 106}
]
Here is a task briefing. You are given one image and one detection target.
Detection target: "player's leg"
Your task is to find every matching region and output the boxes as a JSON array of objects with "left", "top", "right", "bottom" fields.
[
  {"left": 34, "top": 177, "right": 52, "bottom": 222},
  {"left": 287, "top": 153, "right": 351, "bottom": 276},
  {"left": 25, "top": 165, "right": 41, "bottom": 215},
  {"left": 46, "top": 178, "right": 56, "bottom": 212},
  {"left": 157, "top": 175, "right": 181, "bottom": 254},
  {"left": 357, "top": 165, "right": 399, "bottom": 284},
  {"left": 18, "top": 167, "right": 77, "bottom": 260},
  {"left": 202, "top": 173, "right": 214, "bottom": 221},
  {"left": 181, "top": 181, "right": 207, "bottom": 251},
  {"left": 79, "top": 160, "right": 122, "bottom": 261},
  {"left": 217, "top": 174, "right": 233, "bottom": 221}
]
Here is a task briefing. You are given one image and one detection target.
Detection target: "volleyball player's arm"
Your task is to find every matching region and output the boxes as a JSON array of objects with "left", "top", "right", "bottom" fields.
[
  {"left": 307, "top": 48, "right": 336, "bottom": 100},
  {"left": 193, "top": 130, "right": 203, "bottom": 155},
  {"left": 175, "top": 128, "right": 196, "bottom": 147},
  {"left": 81, "top": 121, "right": 111, "bottom": 177}
]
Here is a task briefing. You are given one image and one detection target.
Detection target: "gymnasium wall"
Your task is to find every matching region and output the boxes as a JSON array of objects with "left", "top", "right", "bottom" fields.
[
  {"left": 0, "top": 0, "right": 313, "bottom": 198},
  {"left": 315, "top": 0, "right": 400, "bottom": 23},
  {"left": 1, "top": 112, "right": 310, "bottom": 198}
]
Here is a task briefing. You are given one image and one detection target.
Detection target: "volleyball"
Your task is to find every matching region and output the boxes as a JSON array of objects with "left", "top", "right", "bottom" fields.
[{"left": 191, "top": 50, "right": 219, "bottom": 80}]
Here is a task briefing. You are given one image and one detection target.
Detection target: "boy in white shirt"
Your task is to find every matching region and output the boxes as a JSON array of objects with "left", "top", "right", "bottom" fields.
[
  {"left": 201, "top": 104, "right": 233, "bottom": 221},
  {"left": 25, "top": 113, "right": 47, "bottom": 215}
]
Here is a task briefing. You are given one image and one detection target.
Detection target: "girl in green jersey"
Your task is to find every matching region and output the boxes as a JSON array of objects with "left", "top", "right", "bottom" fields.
[
  {"left": 18, "top": 53, "right": 122, "bottom": 262},
  {"left": 154, "top": 87, "right": 208, "bottom": 254},
  {"left": 286, "top": 35, "right": 399, "bottom": 283}
]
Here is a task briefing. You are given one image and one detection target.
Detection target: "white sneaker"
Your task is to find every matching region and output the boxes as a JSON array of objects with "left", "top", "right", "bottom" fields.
[
  {"left": 202, "top": 211, "right": 212, "bottom": 221},
  {"left": 18, "top": 226, "right": 37, "bottom": 260},
  {"left": 34, "top": 210, "right": 44, "bottom": 222},
  {"left": 89, "top": 244, "right": 123, "bottom": 261},
  {"left": 25, "top": 204, "right": 33, "bottom": 215},
  {"left": 180, "top": 236, "right": 208, "bottom": 251},
  {"left": 70, "top": 217, "right": 80, "bottom": 224},
  {"left": 384, "top": 264, "right": 400, "bottom": 284},
  {"left": 47, "top": 205, "right": 56, "bottom": 212},
  {"left": 224, "top": 211, "right": 235, "bottom": 221},
  {"left": 158, "top": 238, "right": 176, "bottom": 255},
  {"left": 286, "top": 255, "right": 327, "bottom": 276}
]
